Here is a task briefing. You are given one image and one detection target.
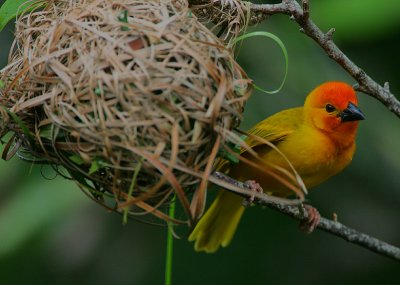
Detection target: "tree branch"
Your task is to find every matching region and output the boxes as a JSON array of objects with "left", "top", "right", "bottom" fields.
[
  {"left": 189, "top": 0, "right": 400, "bottom": 118},
  {"left": 213, "top": 171, "right": 400, "bottom": 262}
]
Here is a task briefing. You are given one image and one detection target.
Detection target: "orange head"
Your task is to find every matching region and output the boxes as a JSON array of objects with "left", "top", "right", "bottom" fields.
[{"left": 304, "top": 82, "right": 365, "bottom": 144}]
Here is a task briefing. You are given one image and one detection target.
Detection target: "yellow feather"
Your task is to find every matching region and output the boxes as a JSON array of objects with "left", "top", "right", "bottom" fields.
[
  {"left": 189, "top": 82, "right": 364, "bottom": 253},
  {"left": 188, "top": 191, "right": 244, "bottom": 253}
]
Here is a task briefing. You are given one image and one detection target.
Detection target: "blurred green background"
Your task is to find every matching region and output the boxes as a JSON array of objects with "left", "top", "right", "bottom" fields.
[{"left": 0, "top": 0, "right": 399, "bottom": 284}]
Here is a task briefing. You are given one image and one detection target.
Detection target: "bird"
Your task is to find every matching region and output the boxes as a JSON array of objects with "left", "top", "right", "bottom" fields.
[{"left": 188, "top": 81, "right": 365, "bottom": 253}]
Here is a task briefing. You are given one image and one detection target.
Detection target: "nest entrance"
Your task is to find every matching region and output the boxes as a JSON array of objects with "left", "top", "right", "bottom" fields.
[{"left": 0, "top": 0, "right": 251, "bottom": 225}]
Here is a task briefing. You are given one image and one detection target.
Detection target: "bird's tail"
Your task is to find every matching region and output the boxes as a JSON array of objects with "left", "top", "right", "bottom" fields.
[{"left": 188, "top": 190, "right": 245, "bottom": 253}]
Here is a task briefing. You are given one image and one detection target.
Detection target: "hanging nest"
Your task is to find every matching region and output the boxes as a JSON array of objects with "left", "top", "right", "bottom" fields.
[{"left": 0, "top": 0, "right": 252, "bottom": 225}]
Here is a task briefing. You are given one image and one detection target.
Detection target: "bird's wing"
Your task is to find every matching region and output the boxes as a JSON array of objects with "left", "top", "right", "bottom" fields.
[
  {"left": 242, "top": 107, "right": 303, "bottom": 153},
  {"left": 215, "top": 107, "right": 303, "bottom": 171}
]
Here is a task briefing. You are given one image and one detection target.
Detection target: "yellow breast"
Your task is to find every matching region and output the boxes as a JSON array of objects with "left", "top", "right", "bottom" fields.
[{"left": 229, "top": 124, "right": 356, "bottom": 196}]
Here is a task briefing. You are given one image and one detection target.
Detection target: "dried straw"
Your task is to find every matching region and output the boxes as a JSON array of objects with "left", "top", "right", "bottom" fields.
[
  {"left": 0, "top": 0, "right": 252, "bottom": 226},
  {"left": 189, "top": 0, "right": 266, "bottom": 42}
]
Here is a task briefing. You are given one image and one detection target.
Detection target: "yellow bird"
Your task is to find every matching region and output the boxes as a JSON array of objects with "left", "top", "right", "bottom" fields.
[{"left": 189, "top": 82, "right": 365, "bottom": 253}]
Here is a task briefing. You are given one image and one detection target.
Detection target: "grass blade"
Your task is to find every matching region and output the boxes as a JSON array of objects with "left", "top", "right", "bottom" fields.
[
  {"left": 165, "top": 197, "right": 176, "bottom": 285},
  {"left": 232, "top": 31, "right": 289, "bottom": 94},
  {"left": 0, "top": 0, "right": 43, "bottom": 31}
]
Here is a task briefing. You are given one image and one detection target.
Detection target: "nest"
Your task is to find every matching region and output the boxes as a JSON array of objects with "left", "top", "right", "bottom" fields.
[
  {"left": 0, "top": 0, "right": 251, "bottom": 225},
  {"left": 190, "top": 0, "right": 267, "bottom": 41}
]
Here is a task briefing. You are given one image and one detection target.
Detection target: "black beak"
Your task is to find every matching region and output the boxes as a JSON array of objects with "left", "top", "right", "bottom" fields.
[{"left": 339, "top": 102, "right": 365, "bottom": 122}]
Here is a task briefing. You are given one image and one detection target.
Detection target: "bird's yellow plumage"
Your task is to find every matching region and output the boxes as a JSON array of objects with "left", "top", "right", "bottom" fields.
[{"left": 189, "top": 82, "right": 365, "bottom": 253}]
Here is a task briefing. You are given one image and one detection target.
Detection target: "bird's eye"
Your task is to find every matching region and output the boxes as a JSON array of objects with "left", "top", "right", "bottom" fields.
[{"left": 325, "top": 104, "right": 336, "bottom": 113}]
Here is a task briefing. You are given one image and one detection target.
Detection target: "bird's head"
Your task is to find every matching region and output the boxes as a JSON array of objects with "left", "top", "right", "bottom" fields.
[{"left": 304, "top": 82, "right": 365, "bottom": 139}]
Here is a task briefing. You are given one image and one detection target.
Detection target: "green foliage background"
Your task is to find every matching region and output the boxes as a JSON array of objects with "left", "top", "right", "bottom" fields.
[{"left": 0, "top": 0, "right": 399, "bottom": 284}]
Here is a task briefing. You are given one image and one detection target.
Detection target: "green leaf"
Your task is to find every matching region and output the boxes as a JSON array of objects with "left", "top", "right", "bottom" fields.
[
  {"left": 117, "top": 9, "right": 130, "bottom": 31},
  {"left": 69, "top": 155, "right": 106, "bottom": 175},
  {"left": 67, "top": 167, "right": 114, "bottom": 198},
  {"left": 69, "top": 154, "right": 85, "bottom": 165},
  {"left": 38, "top": 125, "right": 53, "bottom": 139},
  {"left": 94, "top": 87, "right": 102, "bottom": 96},
  {"left": 231, "top": 31, "right": 289, "bottom": 95},
  {"left": 88, "top": 158, "right": 103, "bottom": 175},
  {"left": 0, "top": 0, "right": 44, "bottom": 32},
  {"left": 67, "top": 169, "right": 94, "bottom": 191},
  {"left": 218, "top": 142, "right": 241, "bottom": 164}
]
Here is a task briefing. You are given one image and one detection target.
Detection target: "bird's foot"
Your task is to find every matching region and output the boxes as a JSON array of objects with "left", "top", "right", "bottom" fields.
[
  {"left": 242, "top": 180, "right": 263, "bottom": 207},
  {"left": 299, "top": 204, "right": 320, "bottom": 234}
]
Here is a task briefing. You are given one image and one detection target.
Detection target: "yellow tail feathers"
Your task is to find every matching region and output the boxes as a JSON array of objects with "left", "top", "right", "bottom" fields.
[{"left": 188, "top": 191, "right": 245, "bottom": 253}]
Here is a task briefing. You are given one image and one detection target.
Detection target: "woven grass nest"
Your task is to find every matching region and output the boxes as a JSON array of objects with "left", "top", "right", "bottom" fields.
[{"left": 0, "top": 0, "right": 252, "bottom": 226}]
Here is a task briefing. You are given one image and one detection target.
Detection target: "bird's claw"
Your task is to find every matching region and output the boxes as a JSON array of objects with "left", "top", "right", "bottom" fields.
[
  {"left": 242, "top": 180, "right": 263, "bottom": 207},
  {"left": 299, "top": 204, "right": 320, "bottom": 234}
]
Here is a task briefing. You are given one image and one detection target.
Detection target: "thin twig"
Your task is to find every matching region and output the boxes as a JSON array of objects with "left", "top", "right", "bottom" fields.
[
  {"left": 213, "top": 171, "right": 400, "bottom": 262},
  {"left": 189, "top": 0, "right": 400, "bottom": 118}
]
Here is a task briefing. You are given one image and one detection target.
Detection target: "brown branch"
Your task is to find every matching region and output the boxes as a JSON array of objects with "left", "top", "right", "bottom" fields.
[
  {"left": 213, "top": 172, "right": 400, "bottom": 262},
  {"left": 189, "top": 0, "right": 400, "bottom": 118}
]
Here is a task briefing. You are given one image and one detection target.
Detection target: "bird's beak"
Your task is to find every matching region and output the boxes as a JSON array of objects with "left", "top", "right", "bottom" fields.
[{"left": 339, "top": 102, "right": 366, "bottom": 122}]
